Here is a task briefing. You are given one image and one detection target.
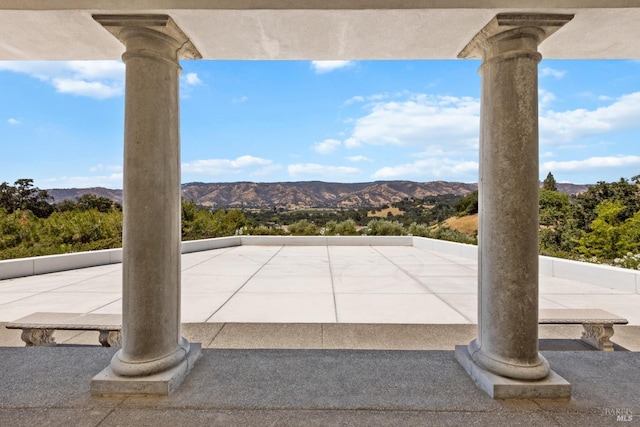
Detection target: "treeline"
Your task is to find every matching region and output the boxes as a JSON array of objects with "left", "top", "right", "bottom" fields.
[
  {"left": 0, "top": 179, "right": 474, "bottom": 260},
  {"left": 539, "top": 173, "right": 640, "bottom": 269},
  {"left": 2, "top": 175, "right": 639, "bottom": 270},
  {"left": 246, "top": 217, "right": 476, "bottom": 245},
  {"left": 0, "top": 179, "right": 248, "bottom": 259},
  {"left": 1, "top": 179, "right": 123, "bottom": 259},
  {"left": 243, "top": 193, "right": 463, "bottom": 229}
]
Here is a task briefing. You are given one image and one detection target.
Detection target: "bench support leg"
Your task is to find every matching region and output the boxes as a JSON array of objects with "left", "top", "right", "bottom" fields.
[
  {"left": 21, "top": 328, "right": 56, "bottom": 347},
  {"left": 581, "top": 323, "right": 614, "bottom": 351},
  {"left": 99, "top": 330, "right": 122, "bottom": 347}
]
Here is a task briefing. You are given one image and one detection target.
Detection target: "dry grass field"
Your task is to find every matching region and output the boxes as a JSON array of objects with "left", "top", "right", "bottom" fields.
[
  {"left": 442, "top": 213, "right": 478, "bottom": 235},
  {"left": 367, "top": 207, "right": 405, "bottom": 218}
]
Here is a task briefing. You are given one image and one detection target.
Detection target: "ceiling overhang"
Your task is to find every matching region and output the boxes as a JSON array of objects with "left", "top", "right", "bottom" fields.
[{"left": 1, "top": 2, "right": 640, "bottom": 60}]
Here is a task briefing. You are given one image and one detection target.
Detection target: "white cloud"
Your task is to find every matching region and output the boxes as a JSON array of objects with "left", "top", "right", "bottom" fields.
[
  {"left": 313, "top": 139, "right": 341, "bottom": 154},
  {"left": 344, "top": 95, "right": 365, "bottom": 105},
  {"left": 311, "top": 60, "right": 355, "bottom": 74},
  {"left": 0, "top": 61, "right": 125, "bottom": 99},
  {"left": 7, "top": 118, "right": 20, "bottom": 125},
  {"left": 344, "top": 137, "right": 362, "bottom": 149},
  {"left": 347, "top": 94, "right": 480, "bottom": 150},
  {"left": 541, "top": 67, "right": 566, "bottom": 79},
  {"left": 346, "top": 155, "right": 372, "bottom": 162},
  {"left": 232, "top": 96, "right": 248, "bottom": 104},
  {"left": 53, "top": 78, "right": 122, "bottom": 99},
  {"left": 372, "top": 158, "right": 478, "bottom": 181},
  {"left": 539, "top": 88, "right": 556, "bottom": 111},
  {"left": 184, "top": 72, "right": 202, "bottom": 86},
  {"left": 89, "top": 164, "right": 122, "bottom": 173},
  {"left": 288, "top": 163, "right": 359, "bottom": 178},
  {"left": 541, "top": 155, "right": 640, "bottom": 173},
  {"left": 540, "top": 92, "right": 640, "bottom": 143},
  {"left": 182, "top": 155, "right": 274, "bottom": 175},
  {"left": 180, "top": 72, "right": 204, "bottom": 98},
  {"left": 248, "top": 163, "right": 283, "bottom": 177},
  {"left": 342, "top": 91, "right": 407, "bottom": 107}
]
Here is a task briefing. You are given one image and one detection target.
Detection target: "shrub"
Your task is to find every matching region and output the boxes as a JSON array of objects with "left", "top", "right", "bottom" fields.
[
  {"left": 287, "top": 219, "right": 319, "bottom": 236},
  {"left": 365, "top": 219, "right": 406, "bottom": 236}
]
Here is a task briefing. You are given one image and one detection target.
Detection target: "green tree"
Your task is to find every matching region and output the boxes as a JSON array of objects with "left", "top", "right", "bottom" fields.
[
  {"left": 365, "top": 219, "right": 406, "bottom": 236},
  {"left": 453, "top": 191, "right": 478, "bottom": 216},
  {"left": 408, "top": 222, "right": 432, "bottom": 237},
  {"left": 542, "top": 172, "right": 557, "bottom": 191},
  {"left": 325, "top": 219, "right": 359, "bottom": 236},
  {"left": 75, "top": 194, "right": 120, "bottom": 212},
  {"left": 287, "top": 219, "right": 319, "bottom": 236},
  {"left": 0, "top": 182, "right": 17, "bottom": 211},
  {"left": 181, "top": 202, "right": 248, "bottom": 240},
  {"left": 573, "top": 178, "right": 640, "bottom": 230},
  {"left": 619, "top": 211, "right": 640, "bottom": 254},
  {"left": 539, "top": 189, "right": 571, "bottom": 227},
  {"left": 0, "top": 179, "right": 53, "bottom": 218},
  {"left": 324, "top": 220, "right": 338, "bottom": 236},
  {"left": 577, "top": 200, "right": 625, "bottom": 259}
]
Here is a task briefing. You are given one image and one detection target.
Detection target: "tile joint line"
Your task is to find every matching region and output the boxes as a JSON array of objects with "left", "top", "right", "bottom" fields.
[{"left": 203, "top": 245, "right": 285, "bottom": 322}]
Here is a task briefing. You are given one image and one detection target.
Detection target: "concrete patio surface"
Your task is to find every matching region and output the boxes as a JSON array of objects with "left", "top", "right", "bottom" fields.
[
  {"left": 1, "top": 244, "right": 639, "bottom": 426},
  {"left": 2, "top": 244, "right": 639, "bottom": 326}
]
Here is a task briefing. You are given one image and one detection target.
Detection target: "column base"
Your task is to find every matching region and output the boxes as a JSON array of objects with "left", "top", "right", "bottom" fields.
[
  {"left": 90, "top": 343, "right": 201, "bottom": 396},
  {"left": 468, "top": 338, "right": 550, "bottom": 380},
  {"left": 455, "top": 345, "right": 571, "bottom": 399}
]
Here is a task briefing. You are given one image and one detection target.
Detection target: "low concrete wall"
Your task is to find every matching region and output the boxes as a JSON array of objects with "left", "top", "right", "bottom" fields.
[
  {"left": 0, "top": 238, "right": 243, "bottom": 280},
  {"left": 0, "top": 248, "right": 122, "bottom": 280},
  {"left": 240, "top": 235, "right": 413, "bottom": 246},
  {"left": 181, "top": 236, "right": 241, "bottom": 253},
  {"left": 412, "top": 236, "right": 478, "bottom": 260},
  {"left": 540, "top": 255, "right": 639, "bottom": 294},
  {"left": 412, "top": 237, "right": 640, "bottom": 294},
  {"left": 1, "top": 236, "right": 638, "bottom": 294}
]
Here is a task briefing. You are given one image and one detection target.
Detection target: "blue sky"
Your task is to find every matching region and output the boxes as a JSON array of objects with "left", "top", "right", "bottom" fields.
[{"left": 1, "top": 59, "right": 640, "bottom": 189}]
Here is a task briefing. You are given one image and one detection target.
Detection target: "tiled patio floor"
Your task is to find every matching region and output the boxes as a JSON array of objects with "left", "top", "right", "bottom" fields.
[{"left": 1, "top": 245, "right": 638, "bottom": 325}]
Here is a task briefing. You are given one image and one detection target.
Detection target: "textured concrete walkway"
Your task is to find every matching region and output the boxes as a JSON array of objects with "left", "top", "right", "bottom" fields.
[{"left": 1, "top": 346, "right": 639, "bottom": 426}]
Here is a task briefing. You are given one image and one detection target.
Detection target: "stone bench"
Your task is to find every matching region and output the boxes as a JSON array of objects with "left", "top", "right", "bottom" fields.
[
  {"left": 539, "top": 309, "right": 628, "bottom": 351},
  {"left": 5, "top": 312, "right": 122, "bottom": 347}
]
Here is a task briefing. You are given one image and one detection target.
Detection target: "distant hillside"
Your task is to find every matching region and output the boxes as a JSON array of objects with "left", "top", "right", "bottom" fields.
[
  {"left": 48, "top": 181, "right": 476, "bottom": 209},
  {"left": 180, "top": 181, "right": 478, "bottom": 209},
  {"left": 556, "top": 182, "right": 589, "bottom": 195},
  {"left": 47, "top": 187, "right": 124, "bottom": 204},
  {"left": 46, "top": 180, "right": 589, "bottom": 209}
]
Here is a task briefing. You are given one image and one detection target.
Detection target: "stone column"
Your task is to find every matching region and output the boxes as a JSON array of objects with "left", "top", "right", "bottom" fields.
[
  {"left": 91, "top": 15, "right": 201, "bottom": 396},
  {"left": 456, "top": 14, "right": 573, "bottom": 398}
]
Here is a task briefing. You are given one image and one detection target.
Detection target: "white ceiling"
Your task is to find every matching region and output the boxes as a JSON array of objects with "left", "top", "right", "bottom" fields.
[{"left": 2, "top": 2, "right": 640, "bottom": 60}]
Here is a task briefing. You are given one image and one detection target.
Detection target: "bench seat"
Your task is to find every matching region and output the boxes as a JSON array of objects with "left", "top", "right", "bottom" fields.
[
  {"left": 539, "top": 309, "right": 628, "bottom": 351},
  {"left": 5, "top": 312, "right": 121, "bottom": 347},
  {"left": 5, "top": 309, "right": 629, "bottom": 351}
]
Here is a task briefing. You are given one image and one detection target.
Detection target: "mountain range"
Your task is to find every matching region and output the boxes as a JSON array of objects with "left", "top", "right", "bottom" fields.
[{"left": 46, "top": 180, "right": 589, "bottom": 209}]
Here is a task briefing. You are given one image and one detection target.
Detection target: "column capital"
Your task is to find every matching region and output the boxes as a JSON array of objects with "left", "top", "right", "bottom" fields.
[
  {"left": 458, "top": 13, "right": 573, "bottom": 60},
  {"left": 93, "top": 14, "right": 201, "bottom": 60}
]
